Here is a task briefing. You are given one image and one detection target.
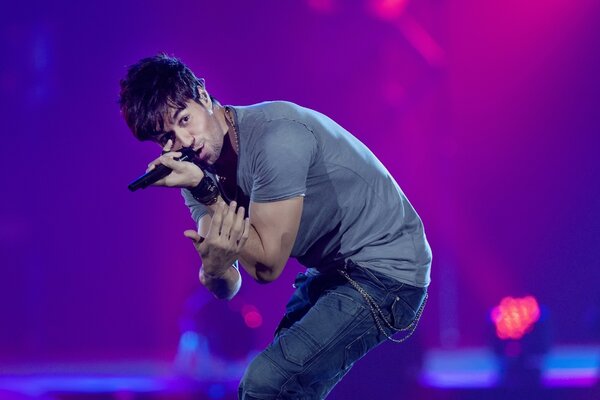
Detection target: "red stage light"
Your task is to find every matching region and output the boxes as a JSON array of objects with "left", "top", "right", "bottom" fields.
[{"left": 491, "top": 296, "right": 541, "bottom": 340}]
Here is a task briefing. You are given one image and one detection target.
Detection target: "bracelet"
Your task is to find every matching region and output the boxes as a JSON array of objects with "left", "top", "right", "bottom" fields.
[{"left": 187, "top": 175, "right": 219, "bottom": 205}]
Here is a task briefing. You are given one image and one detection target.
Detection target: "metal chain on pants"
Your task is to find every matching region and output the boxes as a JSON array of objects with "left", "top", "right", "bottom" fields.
[{"left": 338, "top": 269, "right": 428, "bottom": 344}]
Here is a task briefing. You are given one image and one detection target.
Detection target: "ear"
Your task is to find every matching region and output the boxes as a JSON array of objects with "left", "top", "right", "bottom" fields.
[{"left": 197, "top": 85, "right": 213, "bottom": 112}]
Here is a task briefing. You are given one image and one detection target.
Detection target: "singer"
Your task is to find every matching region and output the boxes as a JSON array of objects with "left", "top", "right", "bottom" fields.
[{"left": 119, "top": 54, "right": 432, "bottom": 399}]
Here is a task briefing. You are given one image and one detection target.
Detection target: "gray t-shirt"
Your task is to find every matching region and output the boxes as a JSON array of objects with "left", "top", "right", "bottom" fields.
[{"left": 182, "top": 101, "right": 431, "bottom": 287}]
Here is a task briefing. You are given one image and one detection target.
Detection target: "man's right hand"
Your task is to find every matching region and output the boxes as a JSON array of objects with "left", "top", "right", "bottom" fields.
[{"left": 146, "top": 139, "right": 205, "bottom": 188}]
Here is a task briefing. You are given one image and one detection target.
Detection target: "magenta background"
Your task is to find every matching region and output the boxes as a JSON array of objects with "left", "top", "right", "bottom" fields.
[{"left": 1, "top": 0, "right": 599, "bottom": 382}]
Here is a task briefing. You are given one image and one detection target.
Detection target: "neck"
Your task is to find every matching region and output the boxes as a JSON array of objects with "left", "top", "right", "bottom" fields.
[
  {"left": 208, "top": 105, "right": 238, "bottom": 178},
  {"left": 211, "top": 131, "right": 237, "bottom": 177},
  {"left": 224, "top": 106, "right": 239, "bottom": 155}
]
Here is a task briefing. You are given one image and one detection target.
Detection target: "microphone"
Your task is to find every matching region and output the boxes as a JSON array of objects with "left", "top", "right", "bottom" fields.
[{"left": 128, "top": 147, "right": 196, "bottom": 192}]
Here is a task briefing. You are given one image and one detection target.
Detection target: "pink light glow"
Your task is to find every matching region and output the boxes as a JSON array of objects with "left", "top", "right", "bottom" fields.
[
  {"left": 394, "top": 15, "right": 445, "bottom": 66},
  {"left": 491, "top": 296, "right": 541, "bottom": 340},
  {"left": 368, "top": 0, "right": 409, "bottom": 21},
  {"left": 241, "top": 304, "right": 263, "bottom": 329},
  {"left": 307, "top": 0, "right": 337, "bottom": 14}
]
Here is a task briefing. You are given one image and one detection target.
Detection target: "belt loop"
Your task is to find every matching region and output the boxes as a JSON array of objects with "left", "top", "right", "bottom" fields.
[
  {"left": 345, "top": 259, "right": 358, "bottom": 272},
  {"left": 292, "top": 272, "right": 307, "bottom": 289}
]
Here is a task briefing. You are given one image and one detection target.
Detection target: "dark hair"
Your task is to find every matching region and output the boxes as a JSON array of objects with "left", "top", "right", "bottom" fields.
[{"left": 119, "top": 53, "right": 205, "bottom": 141}]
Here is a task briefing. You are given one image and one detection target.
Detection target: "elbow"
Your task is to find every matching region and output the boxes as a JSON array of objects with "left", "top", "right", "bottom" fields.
[
  {"left": 254, "top": 270, "right": 277, "bottom": 284},
  {"left": 254, "top": 262, "right": 284, "bottom": 284},
  {"left": 255, "top": 274, "right": 276, "bottom": 284}
]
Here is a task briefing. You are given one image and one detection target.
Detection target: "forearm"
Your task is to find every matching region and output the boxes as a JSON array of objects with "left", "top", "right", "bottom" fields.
[
  {"left": 238, "top": 224, "right": 278, "bottom": 283},
  {"left": 199, "top": 264, "right": 241, "bottom": 300},
  {"left": 204, "top": 200, "right": 279, "bottom": 283}
]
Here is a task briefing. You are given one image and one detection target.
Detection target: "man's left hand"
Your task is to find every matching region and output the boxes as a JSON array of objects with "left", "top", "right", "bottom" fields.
[{"left": 184, "top": 201, "right": 250, "bottom": 277}]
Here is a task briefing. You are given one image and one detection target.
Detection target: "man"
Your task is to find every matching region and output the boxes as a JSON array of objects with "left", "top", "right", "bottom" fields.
[{"left": 119, "top": 54, "right": 432, "bottom": 399}]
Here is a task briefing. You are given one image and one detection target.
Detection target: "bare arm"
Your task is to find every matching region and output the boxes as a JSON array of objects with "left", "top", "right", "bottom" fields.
[
  {"left": 151, "top": 148, "right": 303, "bottom": 286},
  {"left": 202, "top": 196, "right": 303, "bottom": 283},
  {"left": 189, "top": 211, "right": 242, "bottom": 299},
  {"left": 184, "top": 197, "right": 248, "bottom": 300},
  {"left": 184, "top": 195, "right": 301, "bottom": 302}
]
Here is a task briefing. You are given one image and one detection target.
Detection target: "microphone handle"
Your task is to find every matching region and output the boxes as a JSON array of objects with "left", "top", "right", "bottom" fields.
[
  {"left": 128, "top": 148, "right": 196, "bottom": 192},
  {"left": 128, "top": 164, "right": 172, "bottom": 191}
]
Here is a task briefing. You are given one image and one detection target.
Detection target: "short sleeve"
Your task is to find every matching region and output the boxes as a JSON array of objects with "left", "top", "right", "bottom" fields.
[
  {"left": 251, "top": 118, "right": 317, "bottom": 203},
  {"left": 181, "top": 188, "right": 208, "bottom": 225}
]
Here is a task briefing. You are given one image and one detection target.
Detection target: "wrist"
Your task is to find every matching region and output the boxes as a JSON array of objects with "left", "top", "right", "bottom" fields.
[
  {"left": 199, "top": 265, "right": 242, "bottom": 300},
  {"left": 190, "top": 169, "right": 204, "bottom": 187},
  {"left": 200, "top": 265, "right": 228, "bottom": 280},
  {"left": 187, "top": 175, "right": 219, "bottom": 205},
  {"left": 199, "top": 266, "right": 232, "bottom": 289},
  {"left": 205, "top": 196, "right": 225, "bottom": 215}
]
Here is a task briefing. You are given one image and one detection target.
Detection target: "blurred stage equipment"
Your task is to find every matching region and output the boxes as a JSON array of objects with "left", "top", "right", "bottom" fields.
[
  {"left": 174, "top": 289, "right": 263, "bottom": 383},
  {"left": 490, "top": 295, "right": 551, "bottom": 387},
  {"left": 491, "top": 295, "right": 541, "bottom": 340}
]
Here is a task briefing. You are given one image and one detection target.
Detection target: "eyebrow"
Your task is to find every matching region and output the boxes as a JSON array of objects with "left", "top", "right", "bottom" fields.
[{"left": 170, "top": 107, "right": 186, "bottom": 123}]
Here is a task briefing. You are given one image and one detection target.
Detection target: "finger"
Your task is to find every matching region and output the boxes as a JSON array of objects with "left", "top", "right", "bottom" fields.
[
  {"left": 237, "top": 217, "right": 250, "bottom": 250},
  {"left": 160, "top": 151, "right": 182, "bottom": 161},
  {"left": 220, "top": 201, "right": 237, "bottom": 238},
  {"left": 162, "top": 139, "right": 174, "bottom": 153},
  {"left": 146, "top": 157, "right": 163, "bottom": 172},
  {"left": 153, "top": 177, "right": 167, "bottom": 186},
  {"left": 159, "top": 154, "right": 183, "bottom": 170},
  {"left": 207, "top": 202, "right": 225, "bottom": 239},
  {"left": 230, "top": 206, "right": 245, "bottom": 241},
  {"left": 146, "top": 150, "right": 181, "bottom": 172},
  {"left": 183, "top": 229, "right": 202, "bottom": 242},
  {"left": 150, "top": 159, "right": 177, "bottom": 186}
]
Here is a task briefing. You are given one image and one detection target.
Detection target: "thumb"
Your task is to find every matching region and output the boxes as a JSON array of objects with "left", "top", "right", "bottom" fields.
[{"left": 184, "top": 229, "right": 203, "bottom": 243}]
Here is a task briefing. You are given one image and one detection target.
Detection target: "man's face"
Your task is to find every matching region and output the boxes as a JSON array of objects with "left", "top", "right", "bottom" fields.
[{"left": 154, "top": 98, "right": 224, "bottom": 167}]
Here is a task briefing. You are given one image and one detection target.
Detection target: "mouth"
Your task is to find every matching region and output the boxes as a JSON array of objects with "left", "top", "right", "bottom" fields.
[{"left": 193, "top": 145, "right": 207, "bottom": 162}]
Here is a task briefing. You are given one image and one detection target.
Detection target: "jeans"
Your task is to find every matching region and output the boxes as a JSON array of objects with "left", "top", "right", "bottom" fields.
[{"left": 238, "top": 260, "right": 427, "bottom": 399}]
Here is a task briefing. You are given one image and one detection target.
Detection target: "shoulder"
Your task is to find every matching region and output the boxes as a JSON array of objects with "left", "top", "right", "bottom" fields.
[
  {"left": 235, "top": 101, "right": 312, "bottom": 126},
  {"left": 255, "top": 118, "right": 316, "bottom": 156},
  {"left": 236, "top": 101, "right": 319, "bottom": 155}
]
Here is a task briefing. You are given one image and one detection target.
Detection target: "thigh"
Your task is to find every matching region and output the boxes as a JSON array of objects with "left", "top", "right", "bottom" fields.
[
  {"left": 259, "top": 274, "right": 393, "bottom": 398},
  {"left": 241, "top": 264, "right": 427, "bottom": 399},
  {"left": 278, "top": 283, "right": 371, "bottom": 370}
]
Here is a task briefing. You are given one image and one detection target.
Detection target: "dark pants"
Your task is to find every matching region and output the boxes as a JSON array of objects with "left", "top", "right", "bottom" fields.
[{"left": 238, "top": 261, "right": 427, "bottom": 399}]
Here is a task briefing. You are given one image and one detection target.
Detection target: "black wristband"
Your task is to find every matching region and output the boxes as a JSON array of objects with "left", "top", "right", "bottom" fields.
[{"left": 187, "top": 175, "right": 219, "bottom": 205}]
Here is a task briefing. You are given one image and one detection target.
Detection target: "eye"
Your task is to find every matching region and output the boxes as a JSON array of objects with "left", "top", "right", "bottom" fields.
[{"left": 180, "top": 115, "right": 190, "bottom": 126}]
